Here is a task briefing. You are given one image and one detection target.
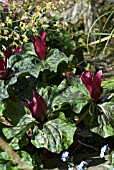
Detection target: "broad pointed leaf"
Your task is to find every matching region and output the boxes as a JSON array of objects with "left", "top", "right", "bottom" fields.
[
  {"left": 51, "top": 77, "right": 90, "bottom": 113},
  {"left": 3, "top": 115, "right": 36, "bottom": 139},
  {"left": 91, "top": 102, "right": 114, "bottom": 138},
  {"left": 0, "top": 80, "right": 9, "bottom": 101},
  {"left": 46, "top": 49, "right": 68, "bottom": 72},
  {"left": 22, "top": 42, "right": 36, "bottom": 56},
  {"left": 9, "top": 135, "right": 29, "bottom": 150},
  {"left": 3, "top": 100, "right": 26, "bottom": 126},
  {"left": 31, "top": 112, "right": 76, "bottom": 153},
  {"left": 17, "top": 151, "right": 33, "bottom": 169},
  {"left": 12, "top": 58, "right": 40, "bottom": 78}
]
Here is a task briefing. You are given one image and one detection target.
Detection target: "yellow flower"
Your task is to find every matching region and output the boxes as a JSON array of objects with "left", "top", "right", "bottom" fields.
[
  {"left": 4, "top": 30, "right": 9, "bottom": 35},
  {"left": 20, "top": 22, "right": 26, "bottom": 31},
  {"left": 23, "top": 36, "right": 28, "bottom": 43}
]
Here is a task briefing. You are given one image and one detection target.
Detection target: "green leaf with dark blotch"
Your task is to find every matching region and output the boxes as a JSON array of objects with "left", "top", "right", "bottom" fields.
[
  {"left": 0, "top": 162, "right": 7, "bottom": 170},
  {"left": 22, "top": 42, "right": 36, "bottom": 56},
  {"left": 0, "top": 80, "right": 9, "bottom": 101},
  {"left": 91, "top": 102, "right": 114, "bottom": 138},
  {"left": 46, "top": 49, "right": 68, "bottom": 72},
  {"left": 0, "top": 151, "right": 33, "bottom": 170},
  {"left": 12, "top": 58, "right": 40, "bottom": 78},
  {"left": 37, "top": 86, "right": 54, "bottom": 107},
  {"left": 9, "top": 135, "right": 29, "bottom": 150},
  {"left": 8, "top": 59, "right": 49, "bottom": 84},
  {"left": 3, "top": 100, "right": 26, "bottom": 126},
  {"left": 0, "top": 152, "right": 12, "bottom": 161},
  {"left": 6, "top": 162, "right": 21, "bottom": 170},
  {"left": 17, "top": 151, "right": 33, "bottom": 169},
  {"left": 9, "top": 138, "right": 20, "bottom": 150},
  {"left": 3, "top": 115, "right": 35, "bottom": 139},
  {"left": 31, "top": 112, "right": 76, "bottom": 153},
  {"left": 102, "top": 77, "right": 114, "bottom": 90},
  {"left": 51, "top": 77, "right": 90, "bottom": 113},
  {"left": 0, "top": 102, "right": 5, "bottom": 117}
]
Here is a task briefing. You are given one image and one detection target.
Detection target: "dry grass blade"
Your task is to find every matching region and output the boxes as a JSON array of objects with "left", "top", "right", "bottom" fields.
[{"left": 89, "top": 35, "right": 114, "bottom": 45}]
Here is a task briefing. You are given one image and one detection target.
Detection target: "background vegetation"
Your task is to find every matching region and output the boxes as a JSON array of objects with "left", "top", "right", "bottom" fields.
[{"left": 0, "top": 0, "right": 114, "bottom": 169}]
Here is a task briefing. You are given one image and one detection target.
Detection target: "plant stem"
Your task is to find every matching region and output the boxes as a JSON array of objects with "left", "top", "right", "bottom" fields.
[{"left": 75, "top": 106, "right": 89, "bottom": 125}]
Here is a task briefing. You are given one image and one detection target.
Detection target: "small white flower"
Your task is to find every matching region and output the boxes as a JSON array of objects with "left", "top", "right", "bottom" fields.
[
  {"left": 100, "top": 151, "right": 105, "bottom": 158},
  {"left": 68, "top": 165, "right": 74, "bottom": 170},
  {"left": 100, "top": 144, "right": 110, "bottom": 158},
  {"left": 77, "top": 161, "right": 88, "bottom": 170},
  {"left": 61, "top": 151, "right": 69, "bottom": 162}
]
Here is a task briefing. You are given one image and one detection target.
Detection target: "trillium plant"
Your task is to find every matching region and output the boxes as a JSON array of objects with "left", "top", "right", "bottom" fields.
[{"left": 0, "top": 2, "right": 114, "bottom": 168}]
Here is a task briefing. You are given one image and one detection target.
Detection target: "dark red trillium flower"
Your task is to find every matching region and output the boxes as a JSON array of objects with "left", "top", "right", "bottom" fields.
[
  {"left": 32, "top": 31, "right": 47, "bottom": 60},
  {"left": 4, "top": 45, "right": 12, "bottom": 58},
  {"left": 4, "top": 45, "right": 23, "bottom": 58},
  {"left": 80, "top": 70, "right": 103, "bottom": 101},
  {"left": 0, "top": 56, "right": 8, "bottom": 79},
  {"left": 65, "top": 71, "right": 73, "bottom": 78},
  {"left": 14, "top": 46, "right": 23, "bottom": 54},
  {"left": 22, "top": 90, "right": 47, "bottom": 123}
]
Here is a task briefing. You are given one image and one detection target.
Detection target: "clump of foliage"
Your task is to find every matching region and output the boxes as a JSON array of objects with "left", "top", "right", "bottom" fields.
[{"left": 0, "top": 0, "right": 114, "bottom": 169}]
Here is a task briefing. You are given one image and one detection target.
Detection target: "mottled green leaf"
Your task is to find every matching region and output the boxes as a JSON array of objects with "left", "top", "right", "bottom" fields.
[
  {"left": 51, "top": 77, "right": 90, "bottom": 113},
  {"left": 0, "top": 162, "right": 7, "bottom": 170},
  {"left": 102, "top": 77, "right": 114, "bottom": 90},
  {"left": 46, "top": 49, "right": 68, "bottom": 72},
  {"left": 0, "top": 151, "right": 33, "bottom": 170},
  {"left": 9, "top": 135, "right": 29, "bottom": 150},
  {"left": 0, "top": 102, "right": 5, "bottom": 117},
  {"left": 8, "top": 59, "right": 49, "bottom": 87},
  {"left": 12, "top": 58, "right": 40, "bottom": 78},
  {"left": 6, "top": 162, "right": 21, "bottom": 170},
  {"left": 31, "top": 112, "right": 76, "bottom": 153},
  {"left": 22, "top": 42, "right": 36, "bottom": 56},
  {"left": 0, "top": 152, "right": 12, "bottom": 161},
  {"left": 3, "top": 100, "right": 26, "bottom": 126},
  {"left": 91, "top": 102, "right": 114, "bottom": 138},
  {"left": 0, "top": 80, "right": 9, "bottom": 101},
  {"left": 17, "top": 151, "right": 33, "bottom": 169},
  {"left": 3, "top": 115, "right": 35, "bottom": 139}
]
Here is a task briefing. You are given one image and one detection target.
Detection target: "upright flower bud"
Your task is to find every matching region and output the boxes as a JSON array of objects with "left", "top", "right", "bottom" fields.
[
  {"left": 80, "top": 70, "right": 102, "bottom": 101},
  {"left": 32, "top": 32, "right": 47, "bottom": 60},
  {"left": 0, "top": 56, "right": 8, "bottom": 79},
  {"left": 22, "top": 90, "right": 47, "bottom": 123}
]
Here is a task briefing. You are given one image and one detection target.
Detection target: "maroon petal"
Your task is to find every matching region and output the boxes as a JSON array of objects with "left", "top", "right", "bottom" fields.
[
  {"left": 65, "top": 72, "right": 73, "bottom": 78},
  {"left": 21, "top": 101, "right": 33, "bottom": 113},
  {"left": 80, "top": 71, "right": 93, "bottom": 94},
  {"left": 32, "top": 90, "right": 47, "bottom": 123},
  {"left": 41, "top": 31, "right": 46, "bottom": 41},
  {"left": 91, "top": 70, "right": 103, "bottom": 101},
  {"left": 0, "top": 57, "right": 8, "bottom": 79},
  {"left": 4, "top": 45, "right": 12, "bottom": 58},
  {"left": 0, "top": 57, "right": 5, "bottom": 70},
  {"left": 0, "top": 69, "right": 8, "bottom": 79},
  {"left": 21, "top": 91, "right": 47, "bottom": 123},
  {"left": 14, "top": 46, "right": 23, "bottom": 54},
  {"left": 32, "top": 32, "right": 47, "bottom": 60}
]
